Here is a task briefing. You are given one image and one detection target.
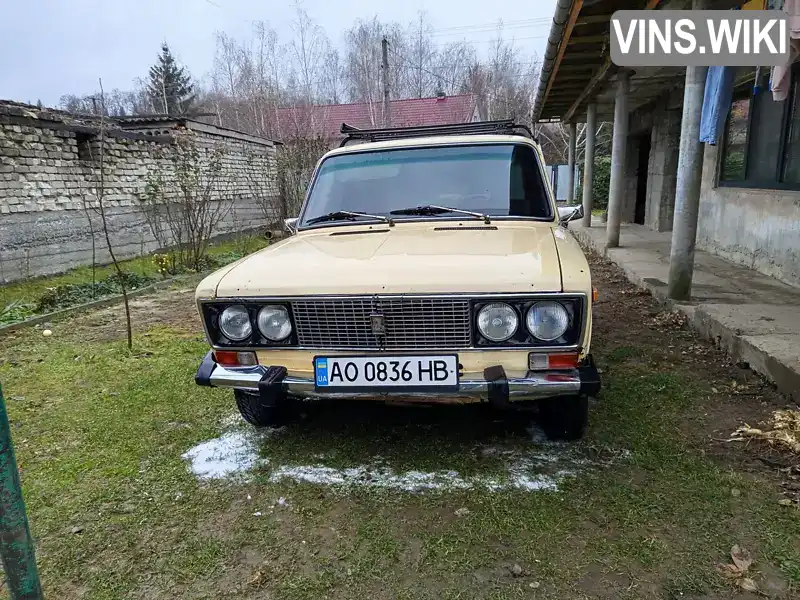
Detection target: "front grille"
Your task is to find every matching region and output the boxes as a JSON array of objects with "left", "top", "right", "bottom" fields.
[{"left": 291, "top": 296, "right": 472, "bottom": 349}]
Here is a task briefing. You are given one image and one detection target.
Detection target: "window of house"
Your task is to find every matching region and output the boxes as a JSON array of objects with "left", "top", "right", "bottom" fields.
[
  {"left": 719, "top": 64, "right": 800, "bottom": 189},
  {"left": 782, "top": 75, "right": 800, "bottom": 183}
]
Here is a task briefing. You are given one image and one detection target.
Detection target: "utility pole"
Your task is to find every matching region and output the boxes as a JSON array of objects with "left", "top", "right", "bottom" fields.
[{"left": 382, "top": 37, "right": 391, "bottom": 128}]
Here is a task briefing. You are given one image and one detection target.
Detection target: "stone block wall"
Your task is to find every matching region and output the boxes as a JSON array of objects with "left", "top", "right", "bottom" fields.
[{"left": 0, "top": 103, "right": 279, "bottom": 283}]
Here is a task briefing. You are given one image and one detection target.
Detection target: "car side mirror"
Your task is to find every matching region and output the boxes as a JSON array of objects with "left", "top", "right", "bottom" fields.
[
  {"left": 284, "top": 217, "right": 298, "bottom": 234},
  {"left": 557, "top": 204, "right": 584, "bottom": 226}
]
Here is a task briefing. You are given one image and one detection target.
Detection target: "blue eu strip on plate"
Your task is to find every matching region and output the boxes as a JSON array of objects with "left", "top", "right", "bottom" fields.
[{"left": 315, "top": 358, "right": 329, "bottom": 386}]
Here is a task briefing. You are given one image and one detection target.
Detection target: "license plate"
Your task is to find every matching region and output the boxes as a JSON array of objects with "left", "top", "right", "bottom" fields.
[{"left": 314, "top": 355, "right": 459, "bottom": 390}]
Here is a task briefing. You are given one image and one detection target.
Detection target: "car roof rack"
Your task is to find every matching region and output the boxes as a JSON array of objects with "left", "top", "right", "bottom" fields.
[{"left": 339, "top": 119, "right": 536, "bottom": 147}]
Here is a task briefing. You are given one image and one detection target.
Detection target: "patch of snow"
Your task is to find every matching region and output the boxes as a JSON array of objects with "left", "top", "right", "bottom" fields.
[
  {"left": 182, "top": 431, "right": 263, "bottom": 480},
  {"left": 182, "top": 419, "right": 627, "bottom": 492},
  {"left": 268, "top": 454, "right": 573, "bottom": 493}
]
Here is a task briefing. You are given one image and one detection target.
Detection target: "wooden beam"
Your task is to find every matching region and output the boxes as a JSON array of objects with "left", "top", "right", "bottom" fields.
[
  {"left": 563, "top": 55, "right": 615, "bottom": 123},
  {"left": 541, "top": 0, "right": 585, "bottom": 118},
  {"left": 554, "top": 73, "right": 595, "bottom": 82},
  {"left": 576, "top": 14, "right": 613, "bottom": 25},
  {"left": 567, "top": 35, "right": 607, "bottom": 45},
  {"left": 550, "top": 82, "right": 595, "bottom": 90},
  {"left": 558, "top": 64, "right": 600, "bottom": 72}
]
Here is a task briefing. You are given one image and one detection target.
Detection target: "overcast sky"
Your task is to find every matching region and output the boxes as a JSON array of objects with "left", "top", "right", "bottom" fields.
[{"left": 0, "top": 0, "right": 556, "bottom": 107}]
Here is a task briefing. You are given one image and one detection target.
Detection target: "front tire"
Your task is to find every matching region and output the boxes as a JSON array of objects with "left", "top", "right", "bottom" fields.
[
  {"left": 540, "top": 395, "right": 589, "bottom": 441},
  {"left": 234, "top": 390, "right": 293, "bottom": 428}
]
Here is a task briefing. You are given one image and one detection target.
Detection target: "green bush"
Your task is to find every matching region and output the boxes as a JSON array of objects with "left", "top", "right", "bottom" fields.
[{"left": 575, "top": 154, "right": 612, "bottom": 210}]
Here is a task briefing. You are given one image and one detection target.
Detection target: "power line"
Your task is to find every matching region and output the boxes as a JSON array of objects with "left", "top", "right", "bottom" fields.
[
  {"left": 430, "top": 35, "right": 549, "bottom": 49},
  {"left": 388, "top": 46, "right": 462, "bottom": 90},
  {"left": 429, "top": 18, "right": 551, "bottom": 34},
  {"left": 429, "top": 21, "right": 551, "bottom": 38}
]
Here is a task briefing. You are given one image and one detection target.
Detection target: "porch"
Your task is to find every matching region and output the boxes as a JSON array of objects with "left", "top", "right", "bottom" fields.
[{"left": 573, "top": 220, "right": 800, "bottom": 400}]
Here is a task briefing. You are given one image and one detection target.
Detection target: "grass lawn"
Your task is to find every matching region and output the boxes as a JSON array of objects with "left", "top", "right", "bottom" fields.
[
  {"left": 0, "top": 234, "right": 269, "bottom": 311},
  {"left": 0, "top": 254, "right": 797, "bottom": 599}
]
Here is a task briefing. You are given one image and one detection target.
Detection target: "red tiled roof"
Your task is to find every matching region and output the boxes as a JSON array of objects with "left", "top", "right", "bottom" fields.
[{"left": 275, "top": 94, "right": 477, "bottom": 139}]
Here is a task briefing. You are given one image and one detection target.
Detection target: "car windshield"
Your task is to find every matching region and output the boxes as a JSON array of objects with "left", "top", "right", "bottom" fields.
[{"left": 299, "top": 143, "right": 553, "bottom": 227}]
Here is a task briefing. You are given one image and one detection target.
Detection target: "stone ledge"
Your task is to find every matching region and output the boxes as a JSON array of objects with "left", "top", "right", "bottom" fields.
[{"left": 572, "top": 223, "right": 800, "bottom": 402}]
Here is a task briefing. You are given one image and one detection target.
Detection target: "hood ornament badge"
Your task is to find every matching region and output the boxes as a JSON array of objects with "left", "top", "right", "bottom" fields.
[{"left": 370, "top": 295, "right": 387, "bottom": 350}]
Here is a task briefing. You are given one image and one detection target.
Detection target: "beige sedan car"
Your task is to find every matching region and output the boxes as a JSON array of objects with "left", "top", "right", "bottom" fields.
[{"left": 195, "top": 121, "right": 599, "bottom": 440}]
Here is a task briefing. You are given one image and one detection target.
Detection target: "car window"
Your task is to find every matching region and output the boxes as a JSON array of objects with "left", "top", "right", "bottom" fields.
[{"left": 300, "top": 143, "right": 553, "bottom": 225}]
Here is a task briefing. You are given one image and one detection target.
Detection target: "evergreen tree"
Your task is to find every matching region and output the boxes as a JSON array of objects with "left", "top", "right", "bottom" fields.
[{"left": 147, "top": 43, "right": 195, "bottom": 115}]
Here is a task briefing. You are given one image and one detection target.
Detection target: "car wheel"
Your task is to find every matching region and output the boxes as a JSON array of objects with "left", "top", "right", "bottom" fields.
[
  {"left": 234, "top": 390, "right": 293, "bottom": 428},
  {"left": 540, "top": 395, "right": 588, "bottom": 441}
]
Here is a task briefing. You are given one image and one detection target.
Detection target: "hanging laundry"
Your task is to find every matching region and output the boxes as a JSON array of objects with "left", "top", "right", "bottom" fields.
[
  {"left": 772, "top": 0, "right": 800, "bottom": 101},
  {"left": 700, "top": 66, "right": 736, "bottom": 144}
]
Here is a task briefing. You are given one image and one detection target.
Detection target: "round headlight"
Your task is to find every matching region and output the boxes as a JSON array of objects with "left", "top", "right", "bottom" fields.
[
  {"left": 526, "top": 301, "right": 570, "bottom": 342},
  {"left": 219, "top": 305, "right": 252, "bottom": 341},
  {"left": 257, "top": 305, "right": 292, "bottom": 341},
  {"left": 477, "top": 302, "right": 519, "bottom": 342}
]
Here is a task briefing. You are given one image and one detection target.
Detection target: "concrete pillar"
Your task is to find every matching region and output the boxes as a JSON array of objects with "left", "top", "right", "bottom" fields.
[
  {"left": 667, "top": 64, "right": 709, "bottom": 299},
  {"left": 605, "top": 70, "right": 631, "bottom": 248},
  {"left": 644, "top": 96, "right": 682, "bottom": 232},
  {"left": 567, "top": 122, "right": 577, "bottom": 203},
  {"left": 581, "top": 103, "right": 597, "bottom": 227}
]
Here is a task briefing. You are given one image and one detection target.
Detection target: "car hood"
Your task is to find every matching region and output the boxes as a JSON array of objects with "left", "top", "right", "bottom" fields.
[{"left": 210, "top": 222, "right": 563, "bottom": 297}]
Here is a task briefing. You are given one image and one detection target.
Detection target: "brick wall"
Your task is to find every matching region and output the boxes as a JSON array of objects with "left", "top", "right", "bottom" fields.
[{"left": 0, "top": 103, "right": 279, "bottom": 283}]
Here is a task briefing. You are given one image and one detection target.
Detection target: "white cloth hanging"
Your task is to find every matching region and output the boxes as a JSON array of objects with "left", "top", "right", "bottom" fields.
[{"left": 772, "top": 0, "right": 800, "bottom": 101}]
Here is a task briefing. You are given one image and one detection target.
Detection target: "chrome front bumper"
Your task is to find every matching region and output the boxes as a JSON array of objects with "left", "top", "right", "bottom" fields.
[{"left": 195, "top": 352, "right": 600, "bottom": 404}]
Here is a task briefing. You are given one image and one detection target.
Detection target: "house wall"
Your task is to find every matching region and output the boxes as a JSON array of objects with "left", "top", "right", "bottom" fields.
[
  {"left": 697, "top": 143, "right": 800, "bottom": 287},
  {"left": 0, "top": 109, "right": 279, "bottom": 283}
]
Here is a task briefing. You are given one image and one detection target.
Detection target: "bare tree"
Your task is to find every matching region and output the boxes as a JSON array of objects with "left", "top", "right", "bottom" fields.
[
  {"left": 251, "top": 21, "right": 284, "bottom": 135},
  {"left": 287, "top": 5, "right": 329, "bottom": 102},
  {"left": 142, "top": 132, "right": 234, "bottom": 272},
  {"left": 94, "top": 79, "right": 133, "bottom": 350},
  {"left": 435, "top": 41, "right": 476, "bottom": 96},
  {"left": 537, "top": 121, "right": 612, "bottom": 165},
  {"left": 344, "top": 17, "right": 407, "bottom": 123},
  {"left": 320, "top": 47, "right": 345, "bottom": 104},
  {"left": 275, "top": 135, "right": 329, "bottom": 219},
  {"left": 212, "top": 32, "right": 249, "bottom": 130},
  {"left": 406, "top": 12, "right": 438, "bottom": 98}
]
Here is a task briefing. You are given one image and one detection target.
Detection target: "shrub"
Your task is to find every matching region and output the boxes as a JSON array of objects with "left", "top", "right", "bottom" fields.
[{"left": 575, "top": 154, "right": 612, "bottom": 211}]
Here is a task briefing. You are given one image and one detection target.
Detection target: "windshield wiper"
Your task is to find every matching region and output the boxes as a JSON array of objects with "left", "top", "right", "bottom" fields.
[
  {"left": 390, "top": 205, "right": 491, "bottom": 224},
  {"left": 306, "top": 210, "right": 395, "bottom": 227}
]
